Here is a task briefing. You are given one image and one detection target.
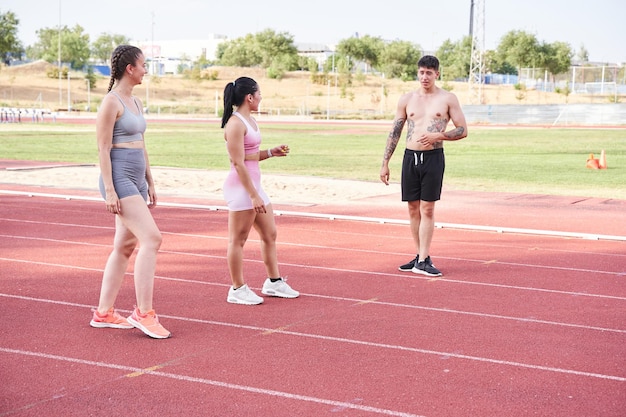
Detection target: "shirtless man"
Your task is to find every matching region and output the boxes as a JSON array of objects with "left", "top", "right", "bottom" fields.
[{"left": 380, "top": 55, "right": 468, "bottom": 277}]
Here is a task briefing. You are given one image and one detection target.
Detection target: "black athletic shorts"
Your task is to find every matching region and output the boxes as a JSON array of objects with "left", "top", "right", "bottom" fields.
[{"left": 401, "top": 148, "right": 445, "bottom": 202}]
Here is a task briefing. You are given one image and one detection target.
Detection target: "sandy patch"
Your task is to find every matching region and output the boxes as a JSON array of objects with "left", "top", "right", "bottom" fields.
[{"left": 0, "top": 165, "right": 398, "bottom": 206}]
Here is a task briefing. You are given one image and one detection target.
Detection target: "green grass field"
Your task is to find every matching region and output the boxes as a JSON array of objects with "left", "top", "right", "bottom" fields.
[{"left": 1, "top": 121, "right": 624, "bottom": 199}]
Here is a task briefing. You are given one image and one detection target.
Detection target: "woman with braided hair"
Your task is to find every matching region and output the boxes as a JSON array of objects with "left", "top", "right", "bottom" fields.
[
  {"left": 89, "top": 45, "right": 171, "bottom": 338},
  {"left": 221, "top": 76, "right": 299, "bottom": 305}
]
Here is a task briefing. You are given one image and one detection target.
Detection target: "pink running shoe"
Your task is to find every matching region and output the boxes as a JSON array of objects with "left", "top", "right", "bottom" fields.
[
  {"left": 90, "top": 308, "right": 133, "bottom": 329},
  {"left": 127, "top": 308, "right": 171, "bottom": 339}
]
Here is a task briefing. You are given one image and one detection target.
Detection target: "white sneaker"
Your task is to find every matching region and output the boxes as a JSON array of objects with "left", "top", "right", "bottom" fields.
[
  {"left": 261, "top": 278, "right": 299, "bottom": 298},
  {"left": 227, "top": 284, "right": 264, "bottom": 305}
]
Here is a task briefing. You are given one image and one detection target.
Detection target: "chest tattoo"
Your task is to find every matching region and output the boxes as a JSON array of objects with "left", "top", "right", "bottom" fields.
[{"left": 427, "top": 117, "right": 448, "bottom": 133}]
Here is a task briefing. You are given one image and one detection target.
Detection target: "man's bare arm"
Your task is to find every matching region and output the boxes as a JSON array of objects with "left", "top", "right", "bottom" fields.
[
  {"left": 383, "top": 118, "right": 406, "bottom": 161},
  {"left": 444, "top": 93, "right": 468, "bottom": 141},
  {"left": 444, "top": 126, "right": 465, "bottom": 140}
]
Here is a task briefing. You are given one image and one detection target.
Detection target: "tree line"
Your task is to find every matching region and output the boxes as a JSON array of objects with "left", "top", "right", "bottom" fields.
[{"left": 1, "top": 8, "right": 585, "bottom": 83}]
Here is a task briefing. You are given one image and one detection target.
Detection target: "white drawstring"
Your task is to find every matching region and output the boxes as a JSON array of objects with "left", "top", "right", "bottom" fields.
[{"left": 413, "top": 152, "right": 424, "bottom": 165}]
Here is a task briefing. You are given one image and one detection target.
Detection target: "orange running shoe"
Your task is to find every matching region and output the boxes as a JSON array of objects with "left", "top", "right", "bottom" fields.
[
  {"left": 127, "top": 308, "right": 171, "bottom": 339},
  {"left": 90, "top": 308, "right": 133, "bottom": 329}
]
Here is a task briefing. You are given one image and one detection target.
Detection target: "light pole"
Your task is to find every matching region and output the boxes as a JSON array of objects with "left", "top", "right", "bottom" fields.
[
  {"left": 67, "top": 70, "right": 71, "bottom": 112},
  {"left": 58, "top": 0, "right": 62, "bottom": 107},
  {"left": 326, "top": 79, "right": 330, "bottom": 120},
  {"left": 146, "top": 11, "right": 155, "bottom": 112},
  {"left": 86, "top": 79, "right": 91, "bottom": 111}
]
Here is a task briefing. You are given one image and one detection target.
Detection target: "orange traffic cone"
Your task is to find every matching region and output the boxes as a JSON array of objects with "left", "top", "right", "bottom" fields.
[
  {"left": 599, "top": 149, "right": 607, "bottom": 169},
  {"left": 586, "top": 153, "right": 600, "bottom": 169}
]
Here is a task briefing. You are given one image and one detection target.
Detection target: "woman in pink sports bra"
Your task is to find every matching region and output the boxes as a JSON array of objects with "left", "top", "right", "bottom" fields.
[{"left": 221, "top": 77, "right": 300, "bottom": 305}]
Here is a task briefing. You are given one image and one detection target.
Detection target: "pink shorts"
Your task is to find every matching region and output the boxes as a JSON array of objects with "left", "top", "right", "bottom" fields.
[{"left": 223, "top": 161, "right": 270, "bottom": 211}]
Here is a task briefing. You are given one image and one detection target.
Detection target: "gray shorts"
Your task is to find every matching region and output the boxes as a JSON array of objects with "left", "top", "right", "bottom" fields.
[{"left": 99, "top": 148, "right": 148, "bottom": 201}]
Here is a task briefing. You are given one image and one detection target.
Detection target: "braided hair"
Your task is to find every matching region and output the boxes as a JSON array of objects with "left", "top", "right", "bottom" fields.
[
  {"left": 221, "top": 77, "right": 258, "bottom": 128},
  {"left": 107, "top": 45, "right": 143, "bottom": 92}
]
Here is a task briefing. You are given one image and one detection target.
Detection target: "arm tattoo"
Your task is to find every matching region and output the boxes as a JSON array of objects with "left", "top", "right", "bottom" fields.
[
  {"left": 444, "top": 126, "right": 465, "bottom": 139},
  {"left": 383, "top": 118, "right": 405, "bottom": 160}
]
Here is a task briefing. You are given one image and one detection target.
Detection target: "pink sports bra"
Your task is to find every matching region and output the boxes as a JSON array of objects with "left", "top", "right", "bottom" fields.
[{"left": 232, "top": 112, "right": 261, "bottom": 155}]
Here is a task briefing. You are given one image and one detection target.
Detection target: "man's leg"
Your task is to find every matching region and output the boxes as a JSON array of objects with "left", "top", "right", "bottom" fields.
[
  {"left": 411, "top": 200, "right": 442, "bottom": 276},
  {"left": 417, "top": 200, "right": 436, "bottom": 261},
  {"left": 407, "top": 200, "right": 421, "bottom": 254}
]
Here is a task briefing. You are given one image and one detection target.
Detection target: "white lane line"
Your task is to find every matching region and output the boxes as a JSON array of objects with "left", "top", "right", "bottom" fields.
[
  {"left": 1, "top": 189, "right": 625, "bottom": 241},
  {"left": 1, "top": 230, "right": 625, "bottom": 298},
  {"left": 2, "top": 215, "right": 625, "bottom": 278},
  {"left": 2, "top": 252, "right": 626, "bottom": 331},
  {"left": 0, "top": 347, "right": 426, "bottom": 417},
  {"left": 1, "top": 295, "right": 624, "bottom": 382}
]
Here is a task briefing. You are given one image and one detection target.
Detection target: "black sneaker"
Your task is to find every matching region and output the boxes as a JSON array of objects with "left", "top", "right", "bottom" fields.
[
  {"left": 412, "top": 256, "right": 442, "bottom": 277},
  {"left": 398, "top": 255, "right": 419, "bottom": 272}
]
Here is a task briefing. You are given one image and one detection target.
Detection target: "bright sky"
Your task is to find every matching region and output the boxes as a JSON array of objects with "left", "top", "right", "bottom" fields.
[{"left": 4, "top": 0, "right": 625, "bottom": 64}]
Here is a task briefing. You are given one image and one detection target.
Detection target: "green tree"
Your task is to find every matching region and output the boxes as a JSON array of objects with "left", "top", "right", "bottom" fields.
[
  {"left": 336, "top": 35, "right": 384, "bottom": 72},
  {"left": 85, "top": 67, "right": 97, "bottom": 89},
  {"left": 254, "top": 28, "right": 298, "bottom": 69},
  {"left": 218, "top": 35, "right": 259, "bottom": 67},
  {"left": 496, "top": 30, "right": 540, "bottom": 74},
  {"left": 380, "top": 40, "right": 422, "bottom": 80},
  {"left": 218, "top": 35, "right": 261, "bottom": 67},
  {"left": 576, "top": 44, "right": 589, "bottom": 62},
  {"left": 483, "top": 49, "right": 517, "bottom": 74},
  {"left": 0, "top": 10, "right": 23, "bottom": 62},
  {"left": 436, "top": 39, "right": 457, "bottom": 77},
  {"left": 436, "top": 36, "right": 472, "bottom": 81},
  {"left": 218, "top": 29, "right": 298, "bottom": 71},
  {"left": 267, "top": 53, "right": 297, "bottom": 79},
  {"left": 215, "top": 42, "right": 227, "bottom": 61},
  {"left": 297, "top": 56, "right": 318, "bottom": 71},
  {"left": 34, "top": 25, "right": 90, "bottom": 69},
  {"left": 92, "top": 33, "right": 130, "bottom": 63},
  {"left": 539, "top": 41, "right": 573, "bottom": 82}
]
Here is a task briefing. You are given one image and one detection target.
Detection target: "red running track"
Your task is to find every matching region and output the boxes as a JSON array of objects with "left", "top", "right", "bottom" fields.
[{"left": 0, "top": 184, "right": 625, "bottom": 417}]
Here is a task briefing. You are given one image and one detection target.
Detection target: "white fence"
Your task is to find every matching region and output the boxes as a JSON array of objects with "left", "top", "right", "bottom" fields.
[
  {"left": 0, "top": 108, "right": 51, "bottom": 123},
  {"left": 463, "top": 104, "right": 626, "bottom": 126},
  {"left": 518, "top": 65, "right": 626, "bottom": 96}
]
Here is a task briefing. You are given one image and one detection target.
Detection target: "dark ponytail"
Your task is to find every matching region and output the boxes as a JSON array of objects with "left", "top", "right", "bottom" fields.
[
  {"left": 107, "top": 45, "right": 143, "bottom": 92},
  {"left": 221, "top": 76, "right": 258, "bottom": 128}
]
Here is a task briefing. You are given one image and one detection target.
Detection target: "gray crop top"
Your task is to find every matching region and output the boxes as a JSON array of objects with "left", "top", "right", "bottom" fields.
[{"left": 111, "top": 92, "right": 146, "bottom": 144}]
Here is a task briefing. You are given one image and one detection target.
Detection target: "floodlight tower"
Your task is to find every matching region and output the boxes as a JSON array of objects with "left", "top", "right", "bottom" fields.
[{"left": 468, "top": 0, "right": 485, "bottom": 104}]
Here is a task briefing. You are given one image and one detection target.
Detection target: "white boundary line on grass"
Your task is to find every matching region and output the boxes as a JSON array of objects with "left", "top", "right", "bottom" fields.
[{"left": 1, "top": 189, "right": 625, "bottom": 242}]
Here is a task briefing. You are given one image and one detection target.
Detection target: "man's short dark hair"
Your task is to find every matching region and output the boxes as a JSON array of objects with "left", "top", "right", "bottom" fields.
[{"left": 418, "top": 55, "right": 439, "bottom": 71}]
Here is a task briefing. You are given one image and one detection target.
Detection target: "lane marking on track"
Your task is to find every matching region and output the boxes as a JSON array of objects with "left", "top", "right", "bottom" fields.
[
  {"left": 261, "top": 326, "right": 290, "bottom": 336},
  {"left": 2, "top": 214, "right": 625, "bottom": 274},
  {"left": 0, "top": 347, "right": 426, "bottom": 417},
  {"left": 4, "top": 215, "right": 622, "bottom": 264},
  {"left": 126, "top": 365, "right": 166, "bottom": 378},
  {"left": 3, "top": 248, "right": 625, "bottom": 301},
  {"left": 354, "top": 298, "right": 379, "bottom": 305},
  {"left": 0, "top": 231, "right": 623, "bottom": 290},
  {"left": 2, "top": 189, "right": 626, "bottom": 241},
  {"left": 1, "top": 296, "right": 625, "bottom": 382},
  {"left": 2, "top": 255, "right": 626, "bottom": 334}
]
